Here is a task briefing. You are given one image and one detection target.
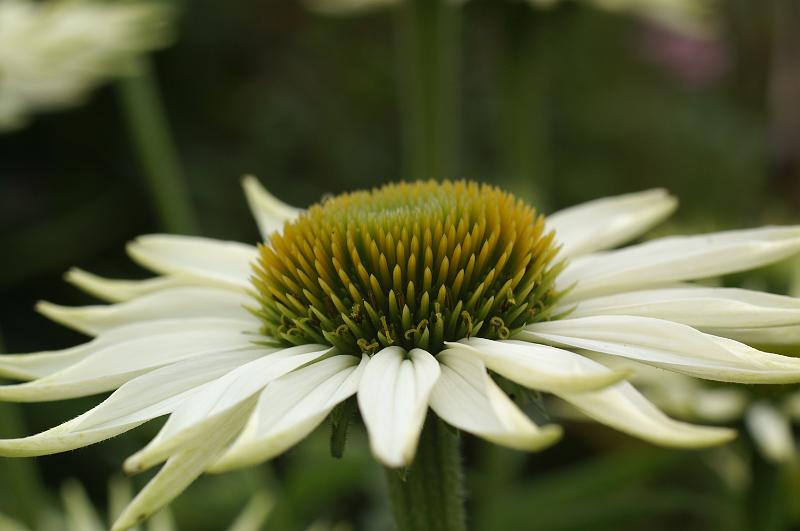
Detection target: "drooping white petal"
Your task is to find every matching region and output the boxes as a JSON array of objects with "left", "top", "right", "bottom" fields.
[
  {"left": 124, "top": 344, "right": 332, "bottom": 473},
  {"left": 559, "top": 226, "right": 800, "bottom": 301},
  {"left": 522, "top": 316, "right": 800, "bottom": 384},
  {"left": 126, "top": 235, "right": 257, "bottom": 291},
  {"left": 596, "top": 354, "right": 749, "bottom": 422},
  {"left": 37, "top": 287, "right": 256, "bottom": 336},
  {"left": 0, "top": 350, "right": 264, "bottom": 458},
  {"left": 242, "top": 175, "right": 302, "bottom": 239},
  {"left": 0, "top": 318, "right": 254, "bottom": 401},
  {"left": 65, "top": 268, "right": 198, "bottom": 303},
  {"left": 211, "top": 354, "right": 366, "bottom": 472},
  {"left": 429, "top": 350, "right": 562, "bottom": 451},
  {"left": 446, "top": 338, "right": 628, "bottom": 393},
  {"left": 111, "top": 400, "right": 253, "bottom": 531},
  {"left": 358, "top": 347, "right": 440, "bottom": 468},
  {"left": 559, "top": 286, "right": 800, "bottom": 329},
  {"left": 547, "top": 188, "right": 677, "bottom": 258},
  {"left": 745, "top": 402, "right": 796, "bottom": 464},
  {"left": 555, "top": 381, "right": 736, "bottom": 447},
  {"left": 704, "top": 324, "right": 800, "bottom": 347}
]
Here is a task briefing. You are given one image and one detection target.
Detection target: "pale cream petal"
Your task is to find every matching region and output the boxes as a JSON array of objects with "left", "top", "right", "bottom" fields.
[
  {"left": 522, "top": 316, "right": 800, "bottom": 384},
  {"left": 705, "top": 324, "right": 800, "bottom": 347},
  {"left": 745, "top": 402, "right": 796, "bottom": 464},
  {"left": 555, "top": 381, "right": 736, "bottom": 447},
  {"left": 124, "top": 345, "right": 332, "bottom": 473},
  {"left": 358, "top": 347, "right": 440, "bottom": 468},
  {"left": 65, "top": 268, "right": 198, "bottom": 303},
  {"left": 211, "top": 354, "right": 365, "bottom": 472},
  {"left": 447, "top": 338, "right": 628, "bottom": 393},
  {"left": 559, "top": 226, "right": 800, "bottom": 301},
  {"left": 0, "top": 350, "right": 262, "bottom": 457},
  {"left": 37, "top": 287, "right": 256, "bottom": 336},
  {"left": 110, "top": 401, "right": 253, "bottom": 531},
  {"left": 126, "top": 235, "right": 257, "bottom": 291},
  {"left": 241, "top": 175, "right": 302, "bottom": 239},
  {"left": 559, "top": 286, "right": 800, "bottom": 328},
  {"left": 0, "top": 318, "right": 254, "bottom": 401},
  {"left": 430, "top": 350, "right": 562, "bottom": 451},
  {"left": 548, "top": 188, "right": 676, "bottom": 258}
]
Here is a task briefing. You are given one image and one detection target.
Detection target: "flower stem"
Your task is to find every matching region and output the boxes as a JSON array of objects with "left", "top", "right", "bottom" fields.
[
  {"left": 385, "top": 417, "right": 466, "bottom": 531},
  {"left": 396, "top": 0, "right": 460, "bottom": 180},
  {"left": 116, "top": 59, "right": 198, "bottom": 234}
]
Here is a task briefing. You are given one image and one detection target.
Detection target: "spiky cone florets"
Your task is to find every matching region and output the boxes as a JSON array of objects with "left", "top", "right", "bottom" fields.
[{"left": 252, "top": 180, "right": 565, "bottom": 356}]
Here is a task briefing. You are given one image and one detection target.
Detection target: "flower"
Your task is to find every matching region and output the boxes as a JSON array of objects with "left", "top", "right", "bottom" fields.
[
  {"left": 4, "top": 179, "right": 800, "bottom": 529},
  {"left": 0, "top": 0, "right": 173, "bottom": 131},
  {"left": 0, "top": 476, "right": 273, "bottom": 531}
]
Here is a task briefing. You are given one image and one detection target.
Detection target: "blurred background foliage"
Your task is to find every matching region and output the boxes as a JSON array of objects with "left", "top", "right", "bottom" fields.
[{"left": 1, "top": 0, "right": 800, "bottom": 529}]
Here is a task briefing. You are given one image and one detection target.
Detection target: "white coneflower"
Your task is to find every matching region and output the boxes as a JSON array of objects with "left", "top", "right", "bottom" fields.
[
  {"left": 0, "top": 476, "right": 272, "bottom": 531},
  {"left": 0, "top": 0, "right": 172, "bottom": 131},
  {"left": 4, "top": 179, "right": 800, "bottom": 529}
]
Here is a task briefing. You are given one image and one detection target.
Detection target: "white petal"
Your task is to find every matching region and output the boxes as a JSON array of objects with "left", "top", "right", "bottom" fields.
[
  {"left": 704, "top": 324, "right": 800, "bottom": 347},
  {"left": 745, "top": 402, "right": 796, "bottom": 464},
  {"left": 126, "top": 235, "right": 257, "bottom": 291},
  {"left": 429, "top": 350, "right": 562, "bottom": 451},
  {"left": 37, "top": 287, "right": 256, "bottom": 336},
  {"left": 357, "top": 347, "right": 440, "bottom": 468},
  {"left": 0, "top": 318, "right": 251, "bottom": 382},
  {"left": 447, "top": 338, "right": 628, "bottom": 393},
  {"left": 548, "top": 188, "right": 676, "bottom": 258},
  {"left": 110, "top": 401, "right": 252, "bottom": 531},
  {"left": 559, "top": 226, "right": 800, "bottom": 301},
  {"left": 211, "top": 354, "right": 366, "bottom": 472},
  {"left": 242, "top": 175, "right": 302, "bottom": 239},
  {"left": 124, "top": 344, "right": 332, "bottom": 473},
  {"left": 65, "top": 268, "right": 199, "bottom": 303},
  {"left": 0, "top": 350, "right": 263, "bottom": 458},
  {"left": 523, "top": 316, "right": 800, "bottom": 384},
  {"left": 556, "top": 381, "right": 736, "bottom": 447},
  {"left": 559, "top": 286, "right": 800, "bottom": 329},
  {"left": 0, "top": 318, "right": 253, "bottom": 401}
]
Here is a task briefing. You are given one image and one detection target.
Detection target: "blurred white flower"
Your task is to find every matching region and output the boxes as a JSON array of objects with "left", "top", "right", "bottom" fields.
[
  {"left": 0, "top": 0, "right": 173, "bottom": 131},
  {"left": 0, "top": 476, "right": 273, "bottom": 531}
]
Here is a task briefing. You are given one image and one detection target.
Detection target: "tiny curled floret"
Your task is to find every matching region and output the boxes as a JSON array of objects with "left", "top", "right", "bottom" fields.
[{"left": 251, "top": 180, "right": 564, "bottom": 355}]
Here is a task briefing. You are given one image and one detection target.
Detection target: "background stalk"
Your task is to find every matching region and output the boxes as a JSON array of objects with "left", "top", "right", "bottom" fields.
[
  {"left": 499, "top": 4, "right": 552, "bottom": 208},
  {"left": 385, "top": 417, "right": 466, "bottom": 531},
  {"left": 117, "top": 59, "right": 198, "bottom": 234},
  {"left": 396, "top": 0, "right": 460, "bottom": 181}
]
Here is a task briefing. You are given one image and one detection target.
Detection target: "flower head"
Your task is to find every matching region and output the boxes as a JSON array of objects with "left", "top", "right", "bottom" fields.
[
  {"left": 4, "top": 178, "right": 800, "bottom": 529},
  {"left": 0, "top": 0, "right": 173, "bottom": 131}
]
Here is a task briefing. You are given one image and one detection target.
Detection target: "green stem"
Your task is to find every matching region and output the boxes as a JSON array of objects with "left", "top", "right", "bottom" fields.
[
  {"left": 396, "top": 0, "right": 460, "bottom": 180},
  {"left": 116, "top": 59, "right": 198, "bottom": 234},
  {"left": 385, "top": 417, "right": 466, "bottom": 531},
  {"left": 500, "top": 4, "right": 551, "bottom": 208}
]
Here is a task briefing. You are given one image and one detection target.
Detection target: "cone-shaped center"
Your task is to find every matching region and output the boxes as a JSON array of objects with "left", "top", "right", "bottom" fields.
[{"left": 252, "top": 180, "right": 563, "bottom": 355}]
